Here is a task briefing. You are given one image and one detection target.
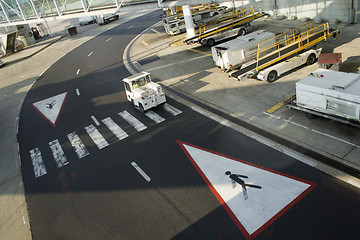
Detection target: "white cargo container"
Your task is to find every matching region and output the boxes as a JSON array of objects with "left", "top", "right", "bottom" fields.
[
  {"left": 290, "top": 69, "right": 360, "bottom": 126},
  {"left": 211, "top": 30, "right": 275, "bottom": 71}
]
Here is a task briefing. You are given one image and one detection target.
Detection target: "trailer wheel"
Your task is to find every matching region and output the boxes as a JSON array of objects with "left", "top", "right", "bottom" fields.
[
  {"left": 307, "top": 53, "right": 316, "bottom": 65},
  {"left": 305, "top": 112, "right": 316, "bottom": 119},
  {"left": 267, "top": 71, "right": 278, "bottom": 83},
  {"left": 238, "top": 28, "right": 246, "bottom": 36},
  {"left": 207, "top": 38, "right": 215, "bottom": 47}
]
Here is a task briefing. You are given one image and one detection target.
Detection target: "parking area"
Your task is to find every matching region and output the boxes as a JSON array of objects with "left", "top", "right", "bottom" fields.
[{"left": 129, "top": 16, "right": 360, "bottom": 182}]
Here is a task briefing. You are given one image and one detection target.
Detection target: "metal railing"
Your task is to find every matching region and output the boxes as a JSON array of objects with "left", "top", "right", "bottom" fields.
[
  {"left": 256, "top": 21, "right": 334, "bottom": 70},
  {"left": 0, "top": 0, "right": 157, "bottom": 23},
  {"left": 198, "top": 6, "right": 262, "bottom": 39}
]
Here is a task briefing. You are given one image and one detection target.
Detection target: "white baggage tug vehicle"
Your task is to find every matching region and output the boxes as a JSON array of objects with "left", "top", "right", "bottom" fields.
[{"left": 122, "top": 71, "right": 166, "bottom": 112}]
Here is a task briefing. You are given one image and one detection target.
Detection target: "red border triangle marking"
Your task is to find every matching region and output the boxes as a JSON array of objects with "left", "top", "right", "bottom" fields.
[
  {"left": 176, "top": 140, "right": 316, "bottom": 240},
  {"left": 32, "top": 92, "right": 68, "bottom": 127}
]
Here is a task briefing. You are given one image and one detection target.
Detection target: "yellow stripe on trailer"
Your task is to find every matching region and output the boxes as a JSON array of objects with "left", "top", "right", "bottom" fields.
[
  {"left": 255, "top": 22, "right": 337, "bottom": 71},
  {"left": 197, "top": 6, "right": 261, "bottom": 40}
]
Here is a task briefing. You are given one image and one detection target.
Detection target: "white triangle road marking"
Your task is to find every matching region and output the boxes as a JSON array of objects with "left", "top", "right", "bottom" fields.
[
  {"left": 177, "top": 140, "right": 316, "bottom": 240},
  {"left": 32, "top": 92, "right": 68, "bottom": 127}
]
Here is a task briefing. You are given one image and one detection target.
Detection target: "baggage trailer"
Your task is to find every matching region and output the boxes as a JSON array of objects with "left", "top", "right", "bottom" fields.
[
  {"left": 184, "top": 6, "right": 267, "bottom": 47},
  {"left": 256, "top": 48, "right": 321, "bottom": 82},
  {"left": 286, "top": 69, "right": 360, "bottom": 128},
  {"left": 162, "top": 4, "right": 227, "bottom": 35},
  {"left": 229, "top": 21, "right": 339, "bottom": 82},
  {"left": 211, "top": 30, "right": 275, "bottom": 71}
]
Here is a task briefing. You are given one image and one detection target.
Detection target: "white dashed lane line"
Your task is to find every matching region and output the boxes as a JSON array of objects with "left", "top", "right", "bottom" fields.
[
  {"left": 131, "top": 162, "right": 151, "bottom": 182},
  {"left": 91, "top": 115, "right": 100, "bottom": 126}
]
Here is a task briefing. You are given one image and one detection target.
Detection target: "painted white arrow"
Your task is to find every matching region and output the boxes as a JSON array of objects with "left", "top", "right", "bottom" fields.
[
  {"left": 177, "top": 140, "right": 316, "bottom": 240},
  {"left": 32, "top": 92, "right": 68, "bottom": 127}
]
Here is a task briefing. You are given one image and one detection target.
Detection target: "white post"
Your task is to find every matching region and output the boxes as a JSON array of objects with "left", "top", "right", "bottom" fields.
[
  {"left": 52, "top": 0, "right": 61, "bottom": 16},
  {"left": 29, "top": 0, "right": 40, "bottom": 20},
  {"left": 183, "top": 5, "right": 195, "bottom": 39},
  {"left": 0, "top": 0, "right": 10, "bottom": 23},
  {"left": 15, "top": 0, "right": 26, "bottom": 21},
  {"left": 80, "top": 0, "right": 88, "bottom": 12},
  {"left": 40, "top": 7, "right": 52, "bottom": 37}
]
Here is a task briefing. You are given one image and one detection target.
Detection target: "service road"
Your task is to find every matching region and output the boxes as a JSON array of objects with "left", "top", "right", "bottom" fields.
[{"left": 18, "top": 11, "right": 360, "bottom": 240}]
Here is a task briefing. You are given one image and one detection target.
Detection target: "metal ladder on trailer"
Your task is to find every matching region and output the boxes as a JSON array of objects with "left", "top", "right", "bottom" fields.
[
  {"left": 230, "top": 21, "right": 339, "bottom": 80},
  {"left": 184, "top": 6, "right": 266, "bottom": 45}
]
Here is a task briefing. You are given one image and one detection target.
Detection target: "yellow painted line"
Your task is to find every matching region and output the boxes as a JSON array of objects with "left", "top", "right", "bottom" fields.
[
  {"left": 141, "top": 41, "right": 148, "bottom": 46},
  {"left": 151, "top": 28, "right": 161, "bottom": 34},
  {"left": 266, "top": 101, "right": 284, "bottom": 114},
  {"left": 266, "top": 94, "right": 295, "bottom": 113},
  {"left": 188, "top": 48, "right": 212, "bottom": 57}
]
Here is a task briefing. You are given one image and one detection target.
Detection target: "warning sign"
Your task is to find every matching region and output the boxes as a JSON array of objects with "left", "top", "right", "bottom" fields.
[
  {"left": 32, "top": 92, "right": 68, "bottom": 127},
  {"left": 177, "top": 140, "right": 316, "bottom": 240}
]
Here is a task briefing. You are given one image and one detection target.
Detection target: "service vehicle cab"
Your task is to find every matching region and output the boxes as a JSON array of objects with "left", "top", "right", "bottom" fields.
[{"left": 122, "top": 71, "right": 166, "bottom": 112}]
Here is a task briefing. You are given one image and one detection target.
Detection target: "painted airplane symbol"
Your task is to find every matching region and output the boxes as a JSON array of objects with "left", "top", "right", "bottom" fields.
[
  {"left": 225, "top": 171, "right": 262, "bottom": 200},
  {"left": 46, "top": 100, "right": 56, "bottom": 109}
]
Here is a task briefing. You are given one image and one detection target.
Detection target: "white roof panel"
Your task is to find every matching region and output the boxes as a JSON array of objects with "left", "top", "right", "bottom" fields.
[{"left": 296, "top": 69, "right": 360, "bottom": 103}]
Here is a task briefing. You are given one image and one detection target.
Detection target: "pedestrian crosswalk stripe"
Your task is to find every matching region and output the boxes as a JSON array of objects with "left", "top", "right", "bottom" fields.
[
  {"left": 85, "top": 124, "right": 109, "bottom": 149},
  {"left": 102, "top": 117, "right": 129, "bottom": 141},
  {"left": 119, "top": 110, "right": 147, "bottom": 132},
  {"left": 49, "top": 139, "right": 69, "bottom": 168},
  {"left": 145, "top": 110, "right": 165, "bottom": 123},
  {"left": 29, "top": 148, "right": 47, "bottom": 177},
  {"left": 29, "top": 105, "right": 184, "bottom": 178},
  {"left": 67, "top": 132, "right": 89, "bottom": 159},
  {"left": 163, "top": 103, "right": 182, "bottom": 116}
]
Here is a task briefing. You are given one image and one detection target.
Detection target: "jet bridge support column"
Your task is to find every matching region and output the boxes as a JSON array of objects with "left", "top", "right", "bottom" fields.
[{"left": 183, "top": 5, "right": 195, "bottom": 39}]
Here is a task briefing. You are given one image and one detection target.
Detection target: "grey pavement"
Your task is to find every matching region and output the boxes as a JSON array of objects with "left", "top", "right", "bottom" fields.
[{"left": 1, "top": 8, "right": 359, "bottom": 240}]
